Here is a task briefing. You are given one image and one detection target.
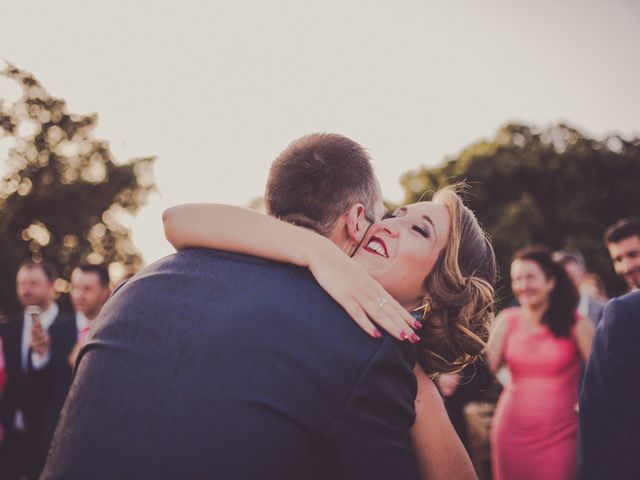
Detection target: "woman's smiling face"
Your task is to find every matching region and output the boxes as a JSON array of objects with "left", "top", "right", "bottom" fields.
[{"left": 353, "top": 202, "right": 451, "bottom": 310}]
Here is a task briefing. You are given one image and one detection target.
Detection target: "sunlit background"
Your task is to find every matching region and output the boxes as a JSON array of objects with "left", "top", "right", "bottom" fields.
[{"left": 2, "top": 0, "right": 639, "bottom": 266}]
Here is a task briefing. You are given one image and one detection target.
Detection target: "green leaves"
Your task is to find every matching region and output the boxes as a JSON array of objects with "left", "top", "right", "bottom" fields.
[
  {"left": 0, "top": 65, "right": 155, "bottom": 317},
  {"left": 400, "top": 123, "right": 640, "bottom": 302}
]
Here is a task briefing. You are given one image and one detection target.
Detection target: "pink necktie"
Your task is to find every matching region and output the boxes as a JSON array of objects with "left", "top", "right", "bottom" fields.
[{"left": 78, "top": 325, "right": 91, "bottom": 343}]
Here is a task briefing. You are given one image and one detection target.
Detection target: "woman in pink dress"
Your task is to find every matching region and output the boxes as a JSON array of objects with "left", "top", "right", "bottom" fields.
[{"left": 489, "top": 245, "right": 594, "bottom": 480}]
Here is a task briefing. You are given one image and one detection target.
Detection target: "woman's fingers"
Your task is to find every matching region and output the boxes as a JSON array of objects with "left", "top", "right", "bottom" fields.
[
  {"left": 362, "top": 294, "right": 419, "bottom": 343},
  {"left": 385, "top": 294, "right": 422, "bottom": 331},
  {"left": 341, "top": 302, "right": 382, "bottom": 338},
  {"left": 367, "top": 286, "right": 420, "bottom": 339},
  {"left": 308, "top": 254, "right": 419, "bottom": 342}
]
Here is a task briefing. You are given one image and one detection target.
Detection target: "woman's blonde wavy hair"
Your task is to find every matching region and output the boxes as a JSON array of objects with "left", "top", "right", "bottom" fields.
[{"left": 416, "top": 184, "right": 497, "bottom": 376}]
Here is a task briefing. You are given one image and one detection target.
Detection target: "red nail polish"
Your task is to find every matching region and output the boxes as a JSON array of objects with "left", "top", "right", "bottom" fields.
[
  {"left": 372, "top": 329, "right": 382, "bottom": 338},
  {"left": 410, "top": 333, "right": 421, "bottom": 343},
  {"left": 400, "top": 332, "right": 408, "bottom": 341},
  {"left": 413, "top": 321, "right": 422, "bottom": 329}
]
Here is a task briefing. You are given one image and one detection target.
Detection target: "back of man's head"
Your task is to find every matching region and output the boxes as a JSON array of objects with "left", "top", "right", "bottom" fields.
[
  {"left": 604, "top": 217, "right": 640, "bottom": 245},
  {"left": 265, "top": 133, "right": 378, "bottom": 236}
]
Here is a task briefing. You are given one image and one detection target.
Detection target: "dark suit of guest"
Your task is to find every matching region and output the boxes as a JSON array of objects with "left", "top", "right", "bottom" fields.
[
  {"left": 577, "top": 290, "right": 640, "bottom": 480},
  {"left": 41, "top": 319, "right": 76, "bottom": 453},
  {"left": 0, "top": 309, "right": 73, "bottom": 480},
  {"left": 42, "top": 249, "right": 419, "bottom": 480}
]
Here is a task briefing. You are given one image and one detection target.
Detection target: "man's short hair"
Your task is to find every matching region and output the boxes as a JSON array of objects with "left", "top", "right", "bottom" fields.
[
  {"left": 604, "top": 217, "right": 640, "bottom": 245},
  {"left": 552, "top": 250, "right": 586, "bottom": 270},
  {"left": 18, "top": 259, "right": 57, "bottom": 284},
  {"left": 265, "top": 133, "right": 378, "bottom": 236},
  {"left": 76, "top": 264, "right": 110, "bottom": 288}
]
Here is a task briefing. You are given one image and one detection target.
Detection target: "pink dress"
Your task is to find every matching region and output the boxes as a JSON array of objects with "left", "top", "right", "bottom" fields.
[{"left": 491, "top": 308, "right": 581, "bottom": 480}]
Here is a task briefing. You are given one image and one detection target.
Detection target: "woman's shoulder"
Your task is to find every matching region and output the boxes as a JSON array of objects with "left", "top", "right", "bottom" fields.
[
  {"left": 495, "top": 306, "right": 522, "bottom": 325},
  {"left": 491, "top": 307, "right": 524, "bottom": 340}
]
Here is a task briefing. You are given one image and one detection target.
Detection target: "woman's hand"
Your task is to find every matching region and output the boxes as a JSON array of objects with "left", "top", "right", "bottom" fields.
[{"left": 307, "top": 241, "right": 419, "bottom": 342}]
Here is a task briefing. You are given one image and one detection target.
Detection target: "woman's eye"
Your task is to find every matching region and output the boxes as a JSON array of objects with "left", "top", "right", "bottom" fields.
[
  {"left": 382, "top": 212, "right": 396, "bottom": 220},
  {"left": 413, "top": 225, "right": 430, "bottom": 239}
]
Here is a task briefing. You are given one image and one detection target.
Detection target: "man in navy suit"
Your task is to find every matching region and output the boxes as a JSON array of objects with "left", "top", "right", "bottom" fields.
[
  {"left": 0, "top": 261, "right": 75, "bottom": 480},
  {"left": 42, "top": 133, "right": 420, "bottom": 480},
  {"left": 577, "top": 290, "right": 640, "bottom": 479}
]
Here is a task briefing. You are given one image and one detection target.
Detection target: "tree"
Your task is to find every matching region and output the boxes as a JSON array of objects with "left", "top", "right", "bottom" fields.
[
  {"left": 0, "top": 64, "right": 155, "bottom": 317},
  {"left": 399, "top": 123, "right": 640, "bottom": 302}
]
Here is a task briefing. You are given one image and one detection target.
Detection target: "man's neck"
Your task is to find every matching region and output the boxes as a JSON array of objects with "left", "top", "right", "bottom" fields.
[
  {"left": 38, "top": 300, "right": 54, "bottom": 312},
  {"left": 327, "top": 230, "right": 355, "bottom": 256},
  {"left": 83, "top": 310, "right": 100, "bottom": 321}
]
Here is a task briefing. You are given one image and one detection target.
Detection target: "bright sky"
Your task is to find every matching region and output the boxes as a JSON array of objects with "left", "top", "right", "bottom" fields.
[{"left": 2, "top": 0, "right": 639, "bottom": 265}]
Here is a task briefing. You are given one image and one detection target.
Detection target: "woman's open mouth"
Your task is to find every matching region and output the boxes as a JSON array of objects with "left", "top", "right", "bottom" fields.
[{"left": 363, "top": 235, "right": 388, "bottom": 258}]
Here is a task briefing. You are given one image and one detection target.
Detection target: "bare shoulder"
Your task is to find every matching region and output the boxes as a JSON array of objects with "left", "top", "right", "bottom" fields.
[
  {"left": 413, "top": 366, "right": 443, "bottom": 414},
  {"left": 492, "top": 307, "right": 519, "bottom": 334},
  {"left": 414, "top": 366, "right": 438, "bottom": 396}
]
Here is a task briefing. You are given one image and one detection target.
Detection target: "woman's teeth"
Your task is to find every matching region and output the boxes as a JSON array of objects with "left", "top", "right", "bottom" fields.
[{"left": 367, "top": 239, "right": 387, "bottom": 257}]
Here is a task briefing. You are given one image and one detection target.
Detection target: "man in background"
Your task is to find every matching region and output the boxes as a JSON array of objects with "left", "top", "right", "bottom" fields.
[
  {"left": 604, "top": 217, "right": 640, "bottom": 293},
  {"left": 67, "top": 264, "right": 111, "bottom": 367},
  {"left": 577, "top": 218, "right": 640, "bottom": 479},
  {"left": 38, "top": 264, "right": 112, "bottom": 450},
  {"left": 0, "top": 261, "right": 72, "bottom": 480},
  {"left": 553, "top": 250, "right": 605, "bottom": 326}
]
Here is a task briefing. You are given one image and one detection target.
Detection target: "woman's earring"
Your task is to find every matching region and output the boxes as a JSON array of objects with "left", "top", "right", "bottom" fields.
[{"left": 412, "top": 299, "right": 432, "bottom": 322}]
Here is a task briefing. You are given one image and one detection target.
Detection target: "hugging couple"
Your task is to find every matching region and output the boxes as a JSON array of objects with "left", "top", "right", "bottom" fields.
[{"left": 42, "top": 133, "right": 496, "bottom": 480}]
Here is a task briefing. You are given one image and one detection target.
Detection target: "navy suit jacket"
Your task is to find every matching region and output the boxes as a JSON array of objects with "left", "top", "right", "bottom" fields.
[
  {"left": 42, "top": 249, "right": 419, "bottom": 480},
  {"left": 577, "top": 290, "right": 640, "bottom": 480},
  {"left": 0, "top": 310, "right": 73, "bottom": 441},
  {"left": 0, "top": 309, "right": 74, "bottom": 475},
  {"left": 42, "top": 317, "right": 77, "bottom": 451}
]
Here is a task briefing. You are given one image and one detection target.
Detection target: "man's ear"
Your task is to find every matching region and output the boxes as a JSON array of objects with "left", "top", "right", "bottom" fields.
[{"left": 346, "top": 203, "right": 368, "bottom": 244}]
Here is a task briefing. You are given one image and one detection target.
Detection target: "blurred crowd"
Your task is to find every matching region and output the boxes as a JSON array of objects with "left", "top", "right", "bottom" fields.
[
  {"left": 433, "top": 216, "right": 640, "bottom": 479},
  {"left": 0, "top": 215, "right": 639, "bottom": 480},
  {"left": 0, "top": 262, "right": 114, "bottom": 479}
]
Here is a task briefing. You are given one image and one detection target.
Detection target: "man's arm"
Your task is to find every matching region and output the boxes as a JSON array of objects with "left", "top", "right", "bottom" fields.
[
  {"left": 486, "top": 310, "right": 511, "bottom": 372},
  {"left": 331, "top": 337, "right": 420, "bottom": 480}
]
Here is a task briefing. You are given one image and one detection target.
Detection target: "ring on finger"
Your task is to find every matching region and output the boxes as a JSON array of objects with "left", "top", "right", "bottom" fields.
[{"left": 378, "top": 297, "right": 388, "bottom": 309}]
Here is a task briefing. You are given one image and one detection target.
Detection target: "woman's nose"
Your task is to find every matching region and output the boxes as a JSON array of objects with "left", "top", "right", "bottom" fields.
[{"left": 380, "top": 224, "right": 399, "bottom": 238}]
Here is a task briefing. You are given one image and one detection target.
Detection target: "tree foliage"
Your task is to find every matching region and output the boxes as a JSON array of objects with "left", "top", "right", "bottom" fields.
[
  {"left": 400, "top": 123, "right": 640, "bottom": 301},
  {"left": 0, "top": 64, "right": 155, "bottom": 317}
]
